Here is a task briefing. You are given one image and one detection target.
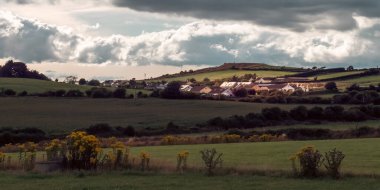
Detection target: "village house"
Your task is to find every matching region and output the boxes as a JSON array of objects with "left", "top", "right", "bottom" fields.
[
  {"left": 180, "top": 85, "right": 193, "bottom": 92},
  {"left": 190, "top": 86, "right": 212, "bottom": 94},
  {"left": 267, "top": 83, "right": 295, "bottom": 92},
  {"left": 209, "top": 87, "right": 235, "bottom": 97},
  {"left": 220, "top": 82, "right": 237, "bottom": 89},
  {"left": 255, "top": 77, "right": 273, "bottom": 84}
]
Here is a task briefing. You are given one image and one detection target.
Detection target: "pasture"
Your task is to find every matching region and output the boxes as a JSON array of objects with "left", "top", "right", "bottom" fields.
[
  {"left": 1, "top": 172, "right": 380, "bottom": 190},
  {"left": 337, "top": 75, "right": 380, "bottom": 89},
  {"left": 152, "top": 69, "right": 297, "bottom": 82},
  {"left": 0, "top": 98, "right": 305, "bottom": 133},
  {"left": 0, "top": 78, "right": 91, "bottom": 94},
  {"left": 312, "top": 71, "right": 364, "bottom": 80},
  {"left": 130, "top": 138, "right": 380, "bottom": 175},
  {"left": 3, "top": 138, "right": 380, "bottom": 189}
]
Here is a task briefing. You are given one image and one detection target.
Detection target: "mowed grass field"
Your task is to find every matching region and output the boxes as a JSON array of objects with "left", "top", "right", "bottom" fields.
[
  {"left": 1, "top": 172, "right": 380, "bottom": 190},
  {"left": 130, "top": 138, "right": 380, "bottom": 175},
  {"left": 0, "top": 98, "right": 308, "bottom": 133},
  {"left": 153, "top": 69, "right": 297, "bottom": 82},
  {"left": 4, "top": 138, "right": 380, "bottom": 189},
  {"left": 311, "top": 71, "right": 364, "bottom": 80},
  {"left": 337, "top": 75, "right": 380, "bottom": 89},
  {"left": 0, "top": 78, "right": 91, "bottom": 93},
  {"left": 0, "top": 77, "right": 151, "bottom": 95}
]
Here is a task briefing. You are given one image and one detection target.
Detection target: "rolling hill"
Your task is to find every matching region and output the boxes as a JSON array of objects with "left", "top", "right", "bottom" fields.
[
  {"left": 0, "top": 78, "right": 91, "bottom": 94},
  {"left": 152, "top": 63, "right": 303, "bottom": 82}
]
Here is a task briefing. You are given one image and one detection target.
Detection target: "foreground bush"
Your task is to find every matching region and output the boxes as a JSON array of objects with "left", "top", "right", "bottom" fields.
[
  {"left": 200, "top": 148, "right": 223, "bottom": 176},
  {"left": 66, "top": 131, "right": 101, "bottom": 170},
  {"left": 324, "top": 148, "right": 345, "bottom": 179},
  {"left": 290, "top": 146, "right": 324, "bottom": 178},
  {"left": 177, "top": 150, "right": 189, "bottom": 172}
]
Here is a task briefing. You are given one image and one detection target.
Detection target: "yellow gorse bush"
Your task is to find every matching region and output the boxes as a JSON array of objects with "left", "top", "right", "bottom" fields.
[
  {"left": 177, "top": 150, "right": 189, "bottom": 171},
  {"left": 66, "top": 131, "right": 101, "bottom": 170},
  {"left": 139, "top": 151, "right": 150, "bottom": 171},
  {"left": 140, "top": 151, "right": 150, "bottom": 160},
  {"left": 45, "top": 139, "right": 64, "bottom": 161}
]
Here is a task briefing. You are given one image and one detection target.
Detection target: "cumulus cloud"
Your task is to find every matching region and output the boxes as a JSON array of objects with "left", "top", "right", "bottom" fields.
[
  {"left": 0, "top": 11, "right": 380, "bottom": 68},
  {"left": 112, "top": 0, "right": 380, "bottom": 31}
]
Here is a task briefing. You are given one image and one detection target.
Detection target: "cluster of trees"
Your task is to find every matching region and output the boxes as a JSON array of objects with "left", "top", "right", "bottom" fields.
[
  {"left": 0, "top": 60, "right": 49, "bottom": 80},
  {"left": 0, "top": 87, "right": 148, "bottom": 99},
  {"left": 0, "top": 127, "right": 46, "bottom": 146},
  {"left": 206, "top": 105, "right": 380, "bottom": 130},
  {"left": 332, "top": 90, "right": 380, "bottom": 104},
  {"left": 228, "top": 126, "right": 380, "bottom": 141},
  {"left": 84, "top": 123, "right": 136, "bottom": 137}
]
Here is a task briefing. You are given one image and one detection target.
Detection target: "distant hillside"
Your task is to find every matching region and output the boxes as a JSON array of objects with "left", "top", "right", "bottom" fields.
[
  {"left": 0, "top": 78, "right": 91, "bottom": 94},
  {"left": 153, "top": 63, "right": 304, "bottom": 81}
]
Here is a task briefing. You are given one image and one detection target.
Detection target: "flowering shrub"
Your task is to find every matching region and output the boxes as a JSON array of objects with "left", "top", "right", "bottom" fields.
[
  {"left": 18, "top": 142, "right": 37, "bottom": 171},
  {"left": 0, "top": 152, "right": 5, "bottom": 169},
  {"left": 290, "top": 146, "right": 324, "bottom": 178},
  {"left": 324, "top": 148, "right": 345, "bottom": 179},
  {"left": 45, "top": 139, "right": 65, "bottom": 161},
  {"left": 177, "top": 150, "right": 189, "bottom": 172},
  {"left": 98, "top": 138, "right": 130, "bottom": 170},
  {"left": 259, "top": 134, "right": 276, "bottom": 142},
  {"left": 66, "top": 131, "right": 101, "bottom": 170},
  {"left": 139, "top": 151, "right": 150, "bottom": 171},
  {"left": 161, "top": 136, "right": 191, "bottom": 145},
  {"left": 200, "top": 148, "right": 223, "bottom": 176}
]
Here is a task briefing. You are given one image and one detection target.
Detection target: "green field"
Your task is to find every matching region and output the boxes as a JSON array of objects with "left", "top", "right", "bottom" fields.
[
  {"left": 312, "top": 71, "right": 364, "bottom": 80},
  {"left": 0, "top": 77, "right": 150, "bottom": 96},
  {"left": 1, "top": 172, "right": 380, "bottom": 190},
  {"left": 130, "top": 138, "right": 380, "bottom": 175},
  {"left": 153, "top": 70, "right": 297, "bottom": 82},
  {"left": 4, "top": 138, "right": 380, "bottom": 189},
  {"left": 337, "top": 75, "right": 380, "bottom": 89},
  {"left": 0, "top": 98, "right": 311, "bottom": 133},
  {"left": 0, "top": 78, "right": 91, "bottom": 93}
]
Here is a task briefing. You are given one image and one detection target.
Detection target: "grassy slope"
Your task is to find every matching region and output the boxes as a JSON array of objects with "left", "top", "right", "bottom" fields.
[
  {"left": 337, "top": 75, "right": 380, "bottom": 88},
  {"left": 0, "top": 98, "right": 310, "bottom": 133},
  {"left": 153, "top": 70, "right": 297, "bottom": 82},
  {"left": 1, "top": 172, "right": 380, "bottom": 190},
  {"left": 0, "top": 78, "right": 91, "bottom": 93},
  {"left": 0, "top": 77, "right": 150, "bottom": 95},
  {"left": 131, "top": 138, "right": 380, "bottom": 174},
  {"left": 312, "top": 71, "right": 364, "bottom": 80}
]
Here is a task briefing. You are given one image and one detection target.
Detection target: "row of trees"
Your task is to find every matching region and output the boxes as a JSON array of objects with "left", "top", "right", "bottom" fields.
[{"left": 207, "top": 105, "right": 380, "bottom": 130}]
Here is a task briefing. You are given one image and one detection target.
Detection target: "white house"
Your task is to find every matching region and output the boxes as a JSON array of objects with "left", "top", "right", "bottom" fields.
[
  {"left": 255, "top": 78, "right": 273, "bottom": 84},
  {"left": 220, "top": 82, "right": 237, "bottom": 89},
  {"left": 267, "top": 83, "right": 295, "bottom": 92},
  {"left": 180, "top": 85, "right": 193, "bottom": 92},
  {"left": 156, "top": 83, "right": 168, "bottom": 90},
  {"left": 221, "top": 88, "right": 235, "bottom": 97}
]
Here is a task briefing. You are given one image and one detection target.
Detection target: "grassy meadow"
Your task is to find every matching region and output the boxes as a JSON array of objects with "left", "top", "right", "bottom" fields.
[
  {"left": 337, "top": 75, "right": 380, "bottom": 89},
  {"left": 1, "top": 172, "right": 380, "bottom": 190},
  {"left": 153, "top": 69, "right": 297, "bottom": 82},
  {"left": 311, "top": 71, "right": 364, "bottom": 80},
  {"left": 0, "top": 78, "right": 91, "bottom": 93},
  {"left": 4, "top": 138, "right": 380, "bottom": 189},
  {"left": 0, "top": 98, "right": 323, "bottom": 133},
  {"left": 130, "top": 138, "right": 380, "bottom": 175}
]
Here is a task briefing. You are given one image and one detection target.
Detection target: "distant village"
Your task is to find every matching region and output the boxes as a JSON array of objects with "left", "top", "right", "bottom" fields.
[{"left": 99, "top": 76, "right": 325, "bottom": 98}]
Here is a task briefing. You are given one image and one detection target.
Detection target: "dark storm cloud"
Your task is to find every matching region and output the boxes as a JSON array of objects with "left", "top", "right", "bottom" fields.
[{"left": 112, "top": 0, "right": 380, "bottom": 31}]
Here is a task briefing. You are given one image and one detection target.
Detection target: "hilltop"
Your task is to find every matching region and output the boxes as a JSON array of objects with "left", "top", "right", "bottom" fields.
[{"left": 152, "top": 63, "right": 303, "bottom": 82}]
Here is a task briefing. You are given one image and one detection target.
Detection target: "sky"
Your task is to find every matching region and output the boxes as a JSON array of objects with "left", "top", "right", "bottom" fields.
[{"left": 1, "top": 0, "right": 380, "bottom": 80}]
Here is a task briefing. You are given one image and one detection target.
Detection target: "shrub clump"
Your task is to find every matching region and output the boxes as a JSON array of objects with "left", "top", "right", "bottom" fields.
[
  {"left": 200, "top": 148, "right": 223, "bottom": 176},
  {"left": 290, "top": 146, "right": 324, "bottom": 178},
  {"left": 324, "top": 148, "right": 345, "bottom": 179}
]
